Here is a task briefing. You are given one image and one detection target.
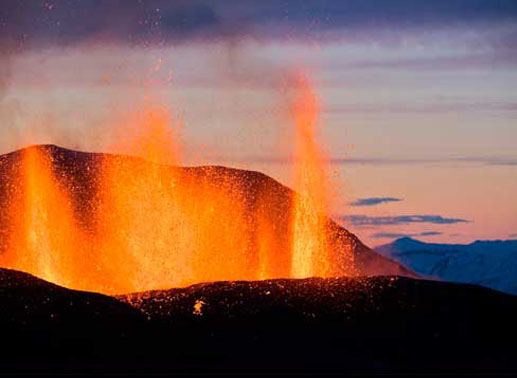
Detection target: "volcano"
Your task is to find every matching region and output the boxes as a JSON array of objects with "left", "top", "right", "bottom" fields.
[
  {"left": 0, "top": 144, "right": 414, "bottom": 293},
  {"left": 0, "top": 145, "right": 515, "bottom": 374}
]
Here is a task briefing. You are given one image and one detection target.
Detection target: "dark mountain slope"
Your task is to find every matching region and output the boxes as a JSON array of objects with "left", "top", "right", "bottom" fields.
[
  {"left": 118, "top": 275, "right": 517, "bottom": 374},
  {"left": 0, "top": 268, "right": 145, "bottom": 370}
]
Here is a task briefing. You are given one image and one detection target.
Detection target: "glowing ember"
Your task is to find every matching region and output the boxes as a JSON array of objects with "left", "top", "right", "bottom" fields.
[
  {"left": 0, "top": 75, "right": 353, "bottom": 294},
  {"left": 193, "top": 299, "right": 205, "bottom": 315}
]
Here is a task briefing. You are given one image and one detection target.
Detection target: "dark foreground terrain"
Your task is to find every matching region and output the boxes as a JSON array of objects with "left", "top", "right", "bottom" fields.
[{"left": 1, "top": 267, "right": 516, "bottom": 374}]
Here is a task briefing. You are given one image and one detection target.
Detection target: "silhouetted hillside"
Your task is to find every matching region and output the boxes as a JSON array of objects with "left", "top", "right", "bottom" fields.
[
  {"left": 1, "top": 267, "right": 517, "bottom": 373},
  {"left": 0, "top": 268, "right": 145, "bottom": 371}
]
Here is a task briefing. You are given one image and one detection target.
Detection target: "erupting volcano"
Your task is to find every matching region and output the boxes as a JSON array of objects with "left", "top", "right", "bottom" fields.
[
  {"left": 0, "top": 75, "right": 410, "bottom": 295},
  {"left": 2, "top": 0, "right": 515, "bottom": 374}
]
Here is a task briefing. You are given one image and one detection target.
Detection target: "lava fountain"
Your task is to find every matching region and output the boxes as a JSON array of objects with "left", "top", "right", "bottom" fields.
[
  {"left": 0, "top": 73, "right": 354, "bottom": 294},
  {"left": 290, "top": 74, "right": 334, "bottom": 279},
  {"left": 97, "top": 104, "right": 255, "bottom": 292},
  {"left": 0, "top": 145, "right": 89, "bottom": 289}
]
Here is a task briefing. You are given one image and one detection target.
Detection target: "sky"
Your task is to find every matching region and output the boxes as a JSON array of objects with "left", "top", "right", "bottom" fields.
[{"left": 1, "top": 0, "right": 516, "bottom": 246}]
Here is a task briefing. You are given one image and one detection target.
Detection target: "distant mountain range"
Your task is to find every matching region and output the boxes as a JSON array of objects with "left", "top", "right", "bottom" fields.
[{"left": 375, "top": 237, "right": 517, "bottom": 295}]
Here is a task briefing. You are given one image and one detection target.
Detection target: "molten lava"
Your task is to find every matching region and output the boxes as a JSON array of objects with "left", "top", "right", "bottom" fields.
[
  {"left": 290, "top": 74, "right": 335, "bottom": 278},
  {"left": 96, "top": 104, "right": 259, "bottom": 292},
  {"left": 0, "top": 146, "right": 89, "bottom": 289},
  {"left": 0, "top": 74, "right": 352, "bottom": 294}
]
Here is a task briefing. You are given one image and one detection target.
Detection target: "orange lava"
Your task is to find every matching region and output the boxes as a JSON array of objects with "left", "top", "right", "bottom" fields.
[
  {"left": 0, "top": 75, "right": 349, "bottom": 294},
  {"left": 96, "top": 109, "right": 255, "bottom": 292},
  {"left": 290, "top": 74, "right": 335, "bottom": 278},
  {"left": 0, "top": 145, "right": 90, "bottom": 289}
]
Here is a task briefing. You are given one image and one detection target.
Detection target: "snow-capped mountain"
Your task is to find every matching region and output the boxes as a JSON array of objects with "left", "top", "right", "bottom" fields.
[{"left": 375, "top": 237, "right": 517, "bottom": 295}]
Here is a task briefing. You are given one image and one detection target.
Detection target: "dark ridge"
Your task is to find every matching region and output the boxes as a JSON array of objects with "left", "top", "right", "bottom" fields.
[
  {"left": 0, "top": 268, "right": 146, "bottom": 371},
  {"left": 1, "top": 268, "right": 517, "bottom": 373},
  {"left": 112, "top": 275, "right": 517, "bottom": 374}
]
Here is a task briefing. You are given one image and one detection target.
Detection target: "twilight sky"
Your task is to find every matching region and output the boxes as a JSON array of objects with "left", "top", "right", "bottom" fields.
[{"left": 1, "top": 0, "right": 516, "bottom": 246}]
